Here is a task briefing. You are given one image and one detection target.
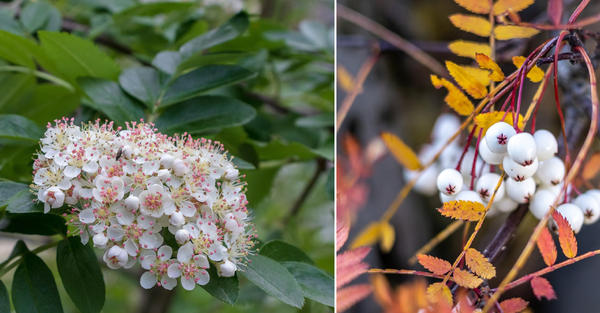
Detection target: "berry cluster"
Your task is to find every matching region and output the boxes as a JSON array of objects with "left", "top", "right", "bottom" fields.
[
  {"left": 408, "top": 114, "right": 600, "bottom": 233},
  {"left": 32, "top": 118, "right": 255, "bottom": 290}
]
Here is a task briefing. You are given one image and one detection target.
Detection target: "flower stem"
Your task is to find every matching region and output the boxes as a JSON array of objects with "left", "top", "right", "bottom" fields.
[{"left": 0, "top": 65, "right": 74, "bottom": 92}]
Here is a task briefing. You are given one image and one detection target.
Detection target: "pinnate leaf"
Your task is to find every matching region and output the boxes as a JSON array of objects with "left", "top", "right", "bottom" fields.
[
  {"left": 530, "top": 277, "right": 557, "bottom": 301},
  {"left": 494, "top": 25, "right": 539, "bottom": 40},
  {"left": 453, "top": 0, "right": 490, "bottom": 14},
  {"left": 465, "top": 248, "right": 496, "bottom": 279},
  {"left": 417, "top": 254, "right": 452, "bottom": 275},
  {"left": 438, "top": 200, "right": 486, "bottom": 221},
  {"left": 475, "top": 53, "right": 505, "bottom": 82},
  {"left": 499, "top": 297, "right": 529, "bottom": 313},
  {"left": 552, "top": 211, "right": 577, "bottom": 258},
  {"left": 449, "top": 14, "right": 491, "bottom": 37},
  {"left": 536, "top": 226, "right": 557, "bottom": 266},
  {"left": 448, "top": 40, "right": 491, "bottom": 59},
  {"left": 512, "top": 56, "right": 544, "bottom": 82},
  {"left": 426, "top": 282, "right": 452, "bottom": 305},
  {"left": 380, "top": 132, "right": 422, "bottom": 170},
  {"left": 446, "top": 61, "right": 487, "bottom": 99},
  {"left": 452, "top": 268, "right": 482, "bottom": 288},
  {"left": 493, "top": 0, "right": 534, "bottom": 15},
  {"left": 431, "top": 75, "right": 474, "bottom": 116},
  {"left": 337, "top": 247, "right": 370, "bottom": 288}
]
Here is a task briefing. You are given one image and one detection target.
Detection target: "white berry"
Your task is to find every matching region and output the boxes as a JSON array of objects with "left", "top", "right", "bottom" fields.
[
  {"left": 475, "top": 173, "right": 505, "bottom": 202},
  {"left": 494, "top": 197, "right": 519, "bottom": 213},
  {"left": 506, "top": 177, "right": 536, "bottom": 203},
  {"left": 439, "top": 192, "right": 456, "bottom": 203},
  {"left": 437, "top": 168, "right": 463, "bottom": 196},
  {"left": 555, "top": 203, "right": 584, "bottom": 233},
  {"left": 455, "top": 190, "right": 485, "bottom": 205},
  {"left": 432, "top": 113, "right": 461, "bottom": 143},
  {"left": 405, "top": 165, "right": 439, "bottom": 196},
  {"left": 535, "top": 157, "right": 565, "bottom": 186},
  {"left": 485, "top": 122, "right": 516, "bottom": 153},
  {"left": 459, "top": 148, "right": 483, "bottom": 177},
  {"left": 533, "top": 129, "right": 558, "bottom": 161},
  {"left": 478, "top": 138, "right": 504, "bottom": 165},
  {"left": 573, "top": 194, "right": 600, "bottom": 225},
  {"left": 529, "top": 189, "right": 556, "bottom": 219},
  {"left": 507, "top": 132, "right": 537, "bottom": 166},
  {"left": 502, "top": 156, "right": 538, "bottom": 181},
  {"left": 585, "top": 189, "right": 600, "bottom": 205}
]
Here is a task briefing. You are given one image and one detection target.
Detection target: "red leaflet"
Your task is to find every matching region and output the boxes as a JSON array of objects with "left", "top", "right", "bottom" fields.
[
  {"left": 337, "top": 284, "right": 373, "bottom": 312},
  {"left": 547, "top": 0, "right": 563, "bottom": 26},
  {"left": 536, "top": 226, "right": 557, "bottom": 266},
  {"left": 531, "top": 277, "right": 557, "bottom": 301},
  {"left": 499, "top": 297, "right": 529, "bottom": 313}
]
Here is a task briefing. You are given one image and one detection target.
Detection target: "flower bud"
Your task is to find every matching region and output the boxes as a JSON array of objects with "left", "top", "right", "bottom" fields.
[
  {"left": 175, "top": 229, "right": 190, "bottom": 245},
  {"left": 219, "top": 259, "right": 236, "bottom": 277},
  {"left": 172, "top": 159, "right": 187, "bottom": 176},
  {"left": 124, "top": 195, "right": 140, "bottom": 210}
]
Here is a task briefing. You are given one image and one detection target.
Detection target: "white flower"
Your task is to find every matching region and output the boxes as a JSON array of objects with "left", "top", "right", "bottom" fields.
[
  {"left": 103, "top": 245, "right": 128, "bottom": 269},
  {"left": 139, "top": 246, "right": 177, "bottom": 290},
  {"left": 172, "top": 159, "right": 187, "bottom": 176},
  {"left": 93, "top": 233, "right": 108, "bottom": 248},
  {"left": 167, "top": 243, "right": 210, "bottom": 290},
  {"left": 41, "top": 186, "right": 65, "bottom": 213},
  {"left": 139, "top": 184, "right": 175, "bottom": 218},
  {"left": 93, "top": 175, "right": 125, "bottom": 203}
]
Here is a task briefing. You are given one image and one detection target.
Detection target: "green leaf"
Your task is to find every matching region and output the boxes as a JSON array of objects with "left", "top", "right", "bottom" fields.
[
  {"left": 0, "top": 181, "right": 29, "bottom": 207},
  {"left": 252, "top": 140, "right": 318, "bottom": 161},
  {"left": 15, "top": 84, "right": 79, "bottom": 124},
  {"left": 179, "top": 12, "right": 249, "bottom": 60},
  {"left": 200, "top": 266, "right": 238, "bottom": 304},
  {"left": 0, "top": 30, "right": 37, "bottom": 67},
  {"left": 240, "top": 254, "right": 304, "bottom": 308},
  {"left": 0, "top": 114, "right": 42, "bottom": 142},
  {"left": 282, "top": 261, "right": 334, "bottom": 307},
  {"left": 79, "top": 77, "right": 144, "bottom": 125},
  {"left": 0, "top": 73, "right": 35, "bottom": 110},
  {"left": 0, "top": 280, "right": 9, "bottom": 313},
  {"left": 242, "top": 166, "right": 279, "bottom": 205},
  {"left": 115, "top": 2, "right": 193, "bottom": 19},
  {"left": 260, "top": 240, "right": 314, "bottom": 264},
  {"left": 177, "top": 52, "right": 249, "bottom": 73},
  {"left": 161, "top": 65, "right": 255, "bottom": 107},
  {"left": 38, "top": 31, "right": 120, "bottom": 81},
  {"left": 0, "top": 9, "right": 24, "bottom": 35},
  {"left": 20, "top": 1, "right": 61, "bottom": 33},
  {"left": 12, "top": 252, "right": 64, "bottom": 313},
  {"left": 1, "top": 213, "right": 66, "bottom": 235},
  {"left": 295, "top": 113, "right": 333, "bottom": 128},
  {"left": 152, "top": 51, "right": 181, "bottom": 75},
  {"left": 118, "top": 67, "right": 161, "bottom": 108},
  {"left": 57, "top": 237, "right": 105, "bottom": 313},
  {"left": 155, "top": 96, "right": 256, "bottom": 134},
  {"left": 6, "top": 189, "right": 43, "bottom": 214}
]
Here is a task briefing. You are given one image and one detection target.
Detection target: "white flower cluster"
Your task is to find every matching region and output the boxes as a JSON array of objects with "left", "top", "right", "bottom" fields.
[
  {"left": 32, "top": 118, "right": 255, "bottom": 290},
  {"left": 408, "top": 114, "right": 600, "bottom": 233}
]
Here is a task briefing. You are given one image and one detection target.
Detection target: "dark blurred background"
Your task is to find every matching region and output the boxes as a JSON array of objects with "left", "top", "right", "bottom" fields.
[{"left": 337, "top": 0, "right": 600, "bottom": 312}]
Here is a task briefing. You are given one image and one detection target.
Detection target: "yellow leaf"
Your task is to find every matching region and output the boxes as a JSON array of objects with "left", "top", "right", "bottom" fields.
[
  {"left": 449, "top": 40, "right": 492, "bottom": 59},
  {"left": 494, "top": 25, "right": 540, "bottom": 40},
  {"left": 453, "top": 268, "right": 483, "bottom": 288},
  {"left": 337, "top": 65, "right": 357, "bottom": 93},
  {"left": 475, "top": 53, "right": 505, "bottom": 82},
  {"left": 493, "top": 0, "right": 535, "bottom": 15},
  {"left": 426, "top": 282, "right": 453, "bottom": 305},
  {"left": 473, "top": 111, "right": 525, "bottom": 136},
  {"left": 512, "top": 56, "right": 544, "bottom": 83},
  {"left": 461, "top": 65, "right": 491, "bottom": 87},
  {"left": 438, "top": 200, "right": 486, "bottom": 221},
  {"left": 350, "top": 222, "right": 382, "bottom": 249},
  {"left": 465, "top": 248, "right": 496, "bottom": 279},
  {"left": 453, "top": 0, "right": 490, "bottom": 14},
  {"left": 449, "top": 14, "right": 492, "bottom": 37},
  {"left": 380, "top": 132, "right": 422, "bottom": 170},
  {"left": 446, "top": 61, "right": 488, "bottom": 99},
  {"left": 379, "top": 221, "right": 395, "bottom": 252},
  {"left": 431, "top": 75, "right": 475, "bottom": 116}
]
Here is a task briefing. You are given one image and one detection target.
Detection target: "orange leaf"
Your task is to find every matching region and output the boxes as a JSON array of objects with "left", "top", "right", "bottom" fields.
[
  {"left": 493, "top": 0, "right": 535, "bottom": 15},
  {"left": 465, "top": 248, "right": 496, "bottom": 279},
  {"left": 473, "top": 111, "right": 524, "bottom": 136},
  {"left": 379, "top": 221, "right": 395, "bottom": 253},
  {"left": 512, "top": 56, "right": 544, "bottom": 82},
  {"left": 438, "top": 200, "right": 486, "bottom": 221},
  {"left": 448, "top": 40, "right": 492, "bottom": 59},
  {"left": 431, "top": 75, "right": 475, "bottom": 116},
  {"left": 417, "top": 254, "right": 452, "bottom": 275},
  {"left": 337, "top": 65, "right": 357, "bottom": 93},
  {"left": 494, "top": 25, "right": 540, "bottom": 40},
  {"left": 453, "top": 0, "right": 490, "bottom": 14},
  {"left": 583, "top": 153, "right": 600, "bottom": 180},
  {"left": 552, "top": 211, "right": 578, "bottom": 258},
  {"left": 446, "top": 61, "right": 488, "bottom": 99},
  {"left": 380, "top": 132, "right": 422, "bottom": 170},
  {"left": 452, "top": 268, "right": 483, "bottom": 288},
  {"left": 426, "top": 282, "right": 453, "bottom": 305},
  {"left": 370, "top": 274, "right": 393, "bottom": 307},
  {"left": 536, "top": 226, "right": 557, "bottom": 266},
  {"left": 449, "top": 14, "right": 492, "bottom": 37},
  {"left": 530, "top": 277, "right": 557, "bottom": 301},
  {"left": 475, "top": 53, "right": 505, "bottom": 82},
  {"left": 499, "top": 297, "right": 529, "bottom": 313}
]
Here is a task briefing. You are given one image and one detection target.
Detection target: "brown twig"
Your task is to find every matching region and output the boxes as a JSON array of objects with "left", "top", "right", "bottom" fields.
[{"left": 281, "top": 158, "right": 328, "bottom": 226}]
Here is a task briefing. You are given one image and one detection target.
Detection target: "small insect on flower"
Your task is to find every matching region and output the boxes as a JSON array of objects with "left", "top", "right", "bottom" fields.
[{"left": 32, "top": 118, "right": 257, "bottom": 290}]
